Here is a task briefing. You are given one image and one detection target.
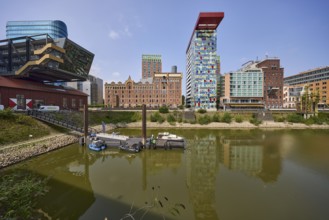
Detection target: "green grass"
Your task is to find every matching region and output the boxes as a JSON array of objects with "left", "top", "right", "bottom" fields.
[
  {"left": 0, "top": 170, "right": 49, "bottom": 219},
  {"left": 0, "top": 111, "right": 50, "bottom": 146}
]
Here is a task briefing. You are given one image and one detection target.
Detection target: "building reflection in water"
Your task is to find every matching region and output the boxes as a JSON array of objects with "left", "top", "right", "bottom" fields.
[
  {"left": 185, "top": 133, "right": 220, "bottom": 220},
  {"left": 219, "top": 135, "right": 282, "bottom": 183}
]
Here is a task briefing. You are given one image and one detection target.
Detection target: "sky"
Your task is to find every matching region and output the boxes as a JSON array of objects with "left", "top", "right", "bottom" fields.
[{"left": 1, "top": 0, "right": 328, "bottom": 95}]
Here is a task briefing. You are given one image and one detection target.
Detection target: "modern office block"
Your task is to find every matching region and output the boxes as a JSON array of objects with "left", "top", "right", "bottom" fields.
[
  {"left": 186, "top": 12, "right": 224, "bottom": 110},
  {"left": 284, "top": 66, "right": 329, "bottom": 107},
  {"left": 6, "top": 20, "right": 68, "bottom": 39},
  {"left": 0, "top": 34, "right": 94, "bottom": 82}
]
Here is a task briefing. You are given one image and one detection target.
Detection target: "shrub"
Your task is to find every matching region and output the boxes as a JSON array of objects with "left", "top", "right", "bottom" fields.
[
  {"left": 198, "top": 115, "right": 211, "bottom": 125},
  {"left": 250, "top": 117, "right": 262, "bottom": 126},
  {"left": 235, "top": 115, "right": 243, "bottom": 123},
  {"left": 221, "top": 112, "right": 232, "bottom": 123},
  {"left": 0, "top": 109, "right": 15, "bottom": 120},
  {"left": 167, "top": 114, "right": 176, "bottom": 123},
  {"left": 159, "top": 106, "right": 169, "bottom": 114},
  {"left": 274, "top": 116, "right": 285, "bottom": 122},
  {"left": 212, "top": 113, "right": 220, "bottom": 122},
  {"left": 197, "top": 108, "right": 207, "bottom": 114},
  {"left": 131, "top": 112, "right": 142, "bottom": 122},
  {"left": 150, "top": 112, "right": 164, "bottom": 123},
  {"left": 286, "top": 114, "right": 304, "bottom": 123}
]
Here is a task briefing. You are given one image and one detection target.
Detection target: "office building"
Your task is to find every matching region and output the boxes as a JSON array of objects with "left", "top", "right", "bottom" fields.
[
  {"left": 284, "top": 66, "right": 329, "bottom": 107},
  {"left": 6, "top": 20, "right": 68, "bottom": 39},
  {"left": 0, "top": 34, "right": 94, "bottom": 82},
  {"left": 186, "top": 12, "right": 224, "bottom": 110},
  {"left": 221, "top": 62, "right": 264, "bottom": 109},
  {"left": 257, "top": 58, "right": 284, "bottom": 108},
  {"left": 142, "top": 54, "right": 162, "bottom": 79},
  {"left": 220, "top": 57, "right": 283, "bottom": 110},
  {"left": 67, "top": 75, "right": 103, "bottom": 105},
  {"left": 0, "top": 34, "right": 94, "bottom": 110}
]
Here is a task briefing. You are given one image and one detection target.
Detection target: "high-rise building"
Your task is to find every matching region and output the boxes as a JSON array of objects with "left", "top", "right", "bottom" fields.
[
  {"left": 186, "top": 12, "right": 224, "bottom": 110},
  {"left": 142, "top": 54, "right": 162, "bottom": 79},
  {"left": 6, "top": 20, "right": 68, "bottom": 39}
]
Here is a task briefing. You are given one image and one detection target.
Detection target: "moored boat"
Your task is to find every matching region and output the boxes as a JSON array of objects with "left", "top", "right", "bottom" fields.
[
  {"left": 96, "top": 132, "right": 129, "bottom": 147},
  {"left": 119, "top": 142, "right": 142, "bottom": 153},
  {"left": 88, "top": 140, "right": 107, "bottom": 151}
]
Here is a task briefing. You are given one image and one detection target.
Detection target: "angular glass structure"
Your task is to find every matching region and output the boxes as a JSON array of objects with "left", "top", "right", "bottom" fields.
[
  {"left": 0, "top": 34, "right": 94, "bottom": 82},
  {"left": 186, "top": 12, "right": 224, "bottom": 110},
  {"left": 6, "top": 20, "right": 68, "bottom": 39}
]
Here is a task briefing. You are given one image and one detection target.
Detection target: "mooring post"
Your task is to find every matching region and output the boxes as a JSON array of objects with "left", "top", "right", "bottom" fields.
[
  {"left": 142, "top": 104, "right": 146, "bottom": 146},
  {"left": 84, "top": 104, "right": 88, "bottom": 146}
]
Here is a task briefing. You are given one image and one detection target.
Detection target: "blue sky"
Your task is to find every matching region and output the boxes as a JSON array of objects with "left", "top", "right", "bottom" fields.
[{"left": 1, "top": 0, "right": 328, "bottom": 95}]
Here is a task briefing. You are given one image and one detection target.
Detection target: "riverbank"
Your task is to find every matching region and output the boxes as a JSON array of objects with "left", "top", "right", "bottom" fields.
[
  {"left": 126, "top": 121, "right": 329, "bottom": 129},
  {"left": 0, "top": 124, "right": 113, "bottom": 169}
]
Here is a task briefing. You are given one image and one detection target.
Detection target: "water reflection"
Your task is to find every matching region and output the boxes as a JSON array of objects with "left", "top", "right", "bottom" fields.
[
  {"left": 219, "top": 135, "right": 281, "bottom": 183},
  {"left": 185, "top": 133, "right": 220, "bottom": 220},
  {"left": 2, "top": 129, "right": 329, "bottom": 220}
]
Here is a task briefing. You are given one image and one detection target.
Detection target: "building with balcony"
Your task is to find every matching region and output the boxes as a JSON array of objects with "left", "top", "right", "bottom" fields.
[
  {"left": 284, "top": 66, "right": 329, "bottom": 108},
  {"left": 221, "top": 62, "right": 264, "bottom": 110},
  {"left": 142, "top": 54, "right": 162, "bottom": 79},
  {"left": 0, "top": 34, "right": 94, "bottom": 110},
  {"left": 220, "top": 58, "right": 284, "bottom": 110},
  {"left": 186, "top": 12, "right": 224, "bottom": 110},
  {"left": 6, "top": 20, "right": 68, "bottom": 39},
  {"left": 0, "top": 34, "right": 94, "bottom": 82}
]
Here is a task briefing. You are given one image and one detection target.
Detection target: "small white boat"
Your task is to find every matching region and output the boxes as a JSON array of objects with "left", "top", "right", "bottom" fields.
[
  {"left": 96, "top": 132, "right": 129, "bottom": 147},
  {"left": 157, "top": 132, "right": 184, "bottom": 141}
]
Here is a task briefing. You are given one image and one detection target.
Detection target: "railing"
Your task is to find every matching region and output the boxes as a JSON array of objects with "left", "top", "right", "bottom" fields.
[{"left": 27, "top": 110, "right": 86, "bottom": 133}]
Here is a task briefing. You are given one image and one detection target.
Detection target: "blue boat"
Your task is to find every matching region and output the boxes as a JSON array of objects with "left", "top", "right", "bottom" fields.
[{"left": 88, "top": 140, "right": 107, "bottom": 151}]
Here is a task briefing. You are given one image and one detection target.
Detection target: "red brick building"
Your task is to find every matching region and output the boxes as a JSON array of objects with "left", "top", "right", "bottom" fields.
[
  {"left": 256, "top": 58, "right": 284, "bottom": 108},
  {"left": 0, "top": 76, "right": 87, "bottom": 110},
  {"left": 105, "top": 73, "right": 182, "bottom": 108}
]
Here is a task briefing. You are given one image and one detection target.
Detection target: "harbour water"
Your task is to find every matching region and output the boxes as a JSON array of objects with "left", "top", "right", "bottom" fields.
[{"left": 2, "top": 129, "right": 329, "bottom": 220}]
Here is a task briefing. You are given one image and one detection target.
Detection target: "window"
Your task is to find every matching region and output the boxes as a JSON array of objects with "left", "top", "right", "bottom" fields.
[
  {"left": 16, "top": 94, "right": 25, "bottom": 110},
  {"left": 79, "top": 99, "right": 83, "bottom": 107},
  {"left": 72, "top": 99, "right": 76, "bottom": 108},
  {"left": 63, "top": 98, "right": 67, "bottom": 108}
]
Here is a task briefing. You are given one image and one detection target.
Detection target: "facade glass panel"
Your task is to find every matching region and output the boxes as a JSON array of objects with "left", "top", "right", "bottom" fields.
[{"left": 6, "top": 20, "right": 68, "bottom": 39}]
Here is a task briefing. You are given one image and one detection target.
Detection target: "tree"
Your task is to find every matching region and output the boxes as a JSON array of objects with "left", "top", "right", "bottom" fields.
[{"left": 182, "top": 95, "right": 185, "bottom": 106}]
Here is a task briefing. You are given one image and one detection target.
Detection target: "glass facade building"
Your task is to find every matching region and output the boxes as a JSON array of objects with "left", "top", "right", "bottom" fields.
[
  {"left": 6, "top": 20, "right": 68, "bottom": 39},
  {"left": 186, "top": 12, "right": 224, "bottom": 110}
]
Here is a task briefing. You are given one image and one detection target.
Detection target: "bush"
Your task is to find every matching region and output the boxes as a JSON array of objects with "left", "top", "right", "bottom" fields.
[
  {"left": 198, "top": 115, "right": 211, "bottom": 125},
  {"left": 159, "top": 106, "right": 169, "bottom": 114},
  {"left": 131, "top": 112, "right": 141, "bottom": 122},
  {"left": 286, "top": 114, "right": 304, "bottom": 123},
  {"left": 167, "top": 114, "right": 176, "bottom": 123},
  {"left": 221, "top": 112, "right": 232, "bottom": 123},
  {"left": 0, "top": 109, "right": 15, "bottom": 120},
  {"left": 235, "top": 115, "right": 243, "bottom": 123},
  {"left": 212, "top": 113, "right": 220, "bottom": 122},
  {"left": 274, "top": 116, "right": 285, "bottom": 122},
  {"left": 250, "top": 117, "right": 262, "bottom": 126},
  {"left": 197, "top": 109, "right": 207, "bottom": 114},
  {"left": 150, "top": 112, "right": 164, "bottom": 123}
]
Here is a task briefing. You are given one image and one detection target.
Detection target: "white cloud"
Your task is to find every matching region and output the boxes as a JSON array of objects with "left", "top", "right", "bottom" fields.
[{"left": 108, "top": 30, "right": 120, "bottom": 40}]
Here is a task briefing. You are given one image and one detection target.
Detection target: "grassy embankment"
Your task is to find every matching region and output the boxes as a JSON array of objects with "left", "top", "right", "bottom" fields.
[{"left": 0, "top": 109, "right": 51, "bottom": 146}]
